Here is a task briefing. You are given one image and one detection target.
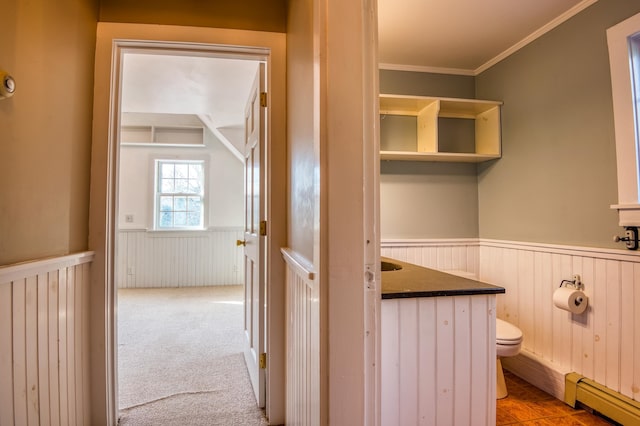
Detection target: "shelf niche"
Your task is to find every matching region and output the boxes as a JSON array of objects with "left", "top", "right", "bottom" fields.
[
  {"left": 120, "top": 112, "right": 205, "bottom": 146},
  {"left": 379, "top": 94, "right": 502, "bottom": 163}
]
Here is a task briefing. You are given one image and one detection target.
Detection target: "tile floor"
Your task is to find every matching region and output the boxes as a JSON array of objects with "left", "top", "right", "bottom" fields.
[{"left": 497, "top": 371, "right": 620, "bottom": 426}]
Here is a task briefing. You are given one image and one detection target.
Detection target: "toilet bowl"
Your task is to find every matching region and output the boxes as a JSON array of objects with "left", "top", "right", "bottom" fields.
[{"left": 496, "top": 318, "right": 523, "bottom": 399}]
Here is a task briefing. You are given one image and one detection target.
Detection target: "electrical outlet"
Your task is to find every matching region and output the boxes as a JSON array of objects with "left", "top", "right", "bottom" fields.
[{"left": 125, "top": 214, "right": 134, "bottom": 223}]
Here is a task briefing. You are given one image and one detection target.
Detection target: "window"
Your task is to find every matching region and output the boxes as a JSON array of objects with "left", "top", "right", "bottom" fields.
[
  {"left": 607, "top": 12, "right": 640, "bottom": 226},
  {"left": 155, "top": 160, "right": 205, "bottom": 230},
  {"left": 631, "top": 33, "right": 640, "bottom": 161}
]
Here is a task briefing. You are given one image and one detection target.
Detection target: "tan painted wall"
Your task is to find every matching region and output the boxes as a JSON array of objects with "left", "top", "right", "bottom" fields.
[
  {"left": 287, "top": 0, "right": 317, "bottom": 263},
  {"left": 476, "top": 0, "right": 640, "bottom": 249},
  {"left": 0, "top": 0, "right": 98, "bottom": 265},
  {"left": 99, "top": 0, "right": 287, "bottom": 33}
]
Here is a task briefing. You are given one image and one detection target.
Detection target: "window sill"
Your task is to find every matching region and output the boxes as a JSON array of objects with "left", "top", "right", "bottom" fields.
[
  {"left": 610, "top": 204, "right": 640, "bottom": 226},
  {"left": 121, "top": 142, "right": 205, "bottom": 148},
  {"left": 118, "top": 227, "right": 242, "bottom": 234},
  {"left": 150, "top": 228, "right": 206, "bottom": 232}
]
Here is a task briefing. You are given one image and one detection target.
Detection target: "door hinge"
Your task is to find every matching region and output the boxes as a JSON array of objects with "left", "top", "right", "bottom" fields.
[
  {"left": 259, "top": 352, "right": 267, "bottom": 369},
  {"left": 260, "top": 92, "right": 267, "bottom": 108},
  {"left": 260, "top": 220, "right": 267, "bottom": 236}
]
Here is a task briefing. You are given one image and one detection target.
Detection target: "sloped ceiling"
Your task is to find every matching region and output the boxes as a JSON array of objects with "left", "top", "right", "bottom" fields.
[{"left": 121, "top": 53, "right": 259, "bottom": 128}]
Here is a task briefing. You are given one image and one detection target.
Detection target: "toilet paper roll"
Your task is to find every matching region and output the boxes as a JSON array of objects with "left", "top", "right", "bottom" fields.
[{"left": 553, "top": 287, "right": 588, "bottom": 314}]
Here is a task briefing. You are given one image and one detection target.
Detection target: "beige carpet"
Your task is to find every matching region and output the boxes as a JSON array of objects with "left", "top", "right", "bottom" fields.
[{"left": 117, "top": 285, "right": 268, "bottom": 425}]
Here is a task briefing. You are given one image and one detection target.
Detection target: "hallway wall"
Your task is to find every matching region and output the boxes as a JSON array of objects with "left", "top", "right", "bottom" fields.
[
  {"left": 0, "top": 0, "right": 98, "bottom": 265},
  {"left": 0, "top": 252, "right": 94, "bottom": 425}
]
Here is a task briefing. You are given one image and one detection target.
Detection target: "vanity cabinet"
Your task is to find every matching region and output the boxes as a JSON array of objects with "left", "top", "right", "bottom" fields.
[
  {"left": 381, "top": 258, "right": 504, "bottom": 425},
  {"left": 379, "top": 94, "right": 502, "bottom": 162},
  {"left": 381, "top": 294, "right": 498, "bottom": 425}
]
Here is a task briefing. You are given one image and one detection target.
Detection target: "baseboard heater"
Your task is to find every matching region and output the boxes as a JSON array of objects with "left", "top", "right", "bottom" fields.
[{"left": 565, "top": 373, "right": 640, "bottom": 425}]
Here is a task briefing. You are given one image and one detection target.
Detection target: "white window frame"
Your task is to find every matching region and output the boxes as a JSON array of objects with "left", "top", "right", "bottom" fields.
[
  {"left": 608, "top": 11, "right": 640, "bottom": 226},
  {"left": 153, "top": 157, "right": 208, "bottom": 231}
]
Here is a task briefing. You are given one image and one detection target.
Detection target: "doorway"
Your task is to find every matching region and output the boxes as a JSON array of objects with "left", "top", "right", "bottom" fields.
[
  {"left": 90, "top": 25, "right": 287, "bottom": 424},
  {"left": 113, "top": 46, "right": 264, "bottom": 422}
]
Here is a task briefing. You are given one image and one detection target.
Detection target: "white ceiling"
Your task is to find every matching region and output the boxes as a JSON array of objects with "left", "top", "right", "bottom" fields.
[
  {"left": 121, "top": 53, "right": 259, "bottom": 130},
  {"left": 378, "top": 0, "right": 598, "bottom": 75},
  {"left": 121, "top": 0, "right": 600, "bottom": 130}
]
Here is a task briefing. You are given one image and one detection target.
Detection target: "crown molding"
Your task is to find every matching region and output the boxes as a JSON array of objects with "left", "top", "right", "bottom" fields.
[
  {"left": 474, "top": 0, "right": 600, "bottom": 74},
  {"left": 378, "top": 62, "right": 475, "bottom": 76}
]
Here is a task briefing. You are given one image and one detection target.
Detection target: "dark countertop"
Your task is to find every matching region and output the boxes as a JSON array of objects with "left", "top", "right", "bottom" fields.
[{"left": 381, "top": 257, "right": 505, "bottom": 299}]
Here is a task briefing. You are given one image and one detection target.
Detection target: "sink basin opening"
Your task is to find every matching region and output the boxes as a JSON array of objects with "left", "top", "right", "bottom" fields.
[{"left": 381, "top": 261, "right": 402, "bottom": 272}]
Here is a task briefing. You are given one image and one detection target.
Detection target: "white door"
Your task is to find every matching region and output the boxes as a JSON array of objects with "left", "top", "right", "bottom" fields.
[{"left": 240, "top": 63, "right": 266, "bottom": 407}]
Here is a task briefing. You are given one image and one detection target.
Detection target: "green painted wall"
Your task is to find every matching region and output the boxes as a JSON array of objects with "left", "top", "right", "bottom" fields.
[
  {"left": 379, "top": 70, "right": 480, "bottom": 239},
  {"left": 380, "top": 1, "right": 640, "bottom": 248},
  {"left": 380, "top": 69, "right": 475, "bottom": 98},
  {"left": 380, "top": 161, "right": 480, "bottom": 239},
  {"left": 476, "top": 0, "right": 640, "bottom": 248}
]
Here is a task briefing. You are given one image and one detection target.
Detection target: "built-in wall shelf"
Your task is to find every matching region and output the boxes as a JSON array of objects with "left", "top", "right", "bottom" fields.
[
  {"left": 380, "top": 151, "right": 501, "bottom": 162},
  {"left": 119, "top": 112, "right": 206, "bottom": 147},
  {"left": 379, "top": 94, "right": 502, "bottom": 162},
  {"left": 120, "top": 125, "right": 204, "bottom": 146}
]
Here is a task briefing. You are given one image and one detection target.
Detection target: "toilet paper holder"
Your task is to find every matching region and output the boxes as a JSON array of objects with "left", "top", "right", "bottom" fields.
[{"left": 559, "top": 274, "right": 583, "bottom": 291}]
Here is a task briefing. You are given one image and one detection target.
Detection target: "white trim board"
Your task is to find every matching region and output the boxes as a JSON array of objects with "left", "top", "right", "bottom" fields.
[
  {"left": 382, "top": 238, "right": 480, "bottom": 247},
  {"left": 0, "top": 251, "right": 95, "bottom": 284},
  {"left": 281, "top": 248, "right": 316, "bottom": 281},
  {"left": 383, "top": 238, "right": 640, "bottom": 262},
  {"left": 501, "top": 349, "right": 568, "bottom": 401},
  {"left": 479, "top": 239, "right": 640, "bottom": 262}
]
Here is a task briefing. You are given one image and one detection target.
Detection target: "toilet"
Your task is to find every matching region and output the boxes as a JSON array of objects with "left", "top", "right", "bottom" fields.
[{"left": 496, "top": 318, "right": 523, "bottom": 399}]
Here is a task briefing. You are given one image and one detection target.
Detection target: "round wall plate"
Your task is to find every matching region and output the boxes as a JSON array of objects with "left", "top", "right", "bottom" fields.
[{"left": 0, "top": 71, "right": 15, "bottom": 99}]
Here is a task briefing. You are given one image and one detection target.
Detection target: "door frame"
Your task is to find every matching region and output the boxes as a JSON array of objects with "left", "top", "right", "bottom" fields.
[{"left": 89, "top": 23, "right": 287, "bottom": 425}]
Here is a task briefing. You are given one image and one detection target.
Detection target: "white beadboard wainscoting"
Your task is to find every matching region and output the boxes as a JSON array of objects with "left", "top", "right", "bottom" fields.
[
  {"left": 0, "top": 251, "right": 94, "bottom": 426},
  {"left": 381, "top": 294, "right": 497, "bottom": 426},
  {"left": 480, "top": 239, "right": 640, "bottom": 402},
  {"left": 282, "top": 248, "right": 320, "bottom": 426},
  {"left": 381, "top": 239, "right": 480, "bottom": 278},
  {"left": 381, "top": 238, "right": 640, "bottom": 403},
  {"left": 116, "top": 227, "right": 244, "bottom": 288}
]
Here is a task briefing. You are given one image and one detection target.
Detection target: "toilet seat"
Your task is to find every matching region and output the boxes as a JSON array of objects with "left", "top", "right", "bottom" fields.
[
  {"left": 496, "top": 318, "right": 523, "bottom": 346},
  {"left": 495, "top": 318, "right": 523, "bottom": 399}
]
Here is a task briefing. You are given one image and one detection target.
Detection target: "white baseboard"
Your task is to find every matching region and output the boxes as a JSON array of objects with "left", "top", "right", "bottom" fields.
[{"left": 501, "top": 349, "right": 568, "bottom": 400}]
